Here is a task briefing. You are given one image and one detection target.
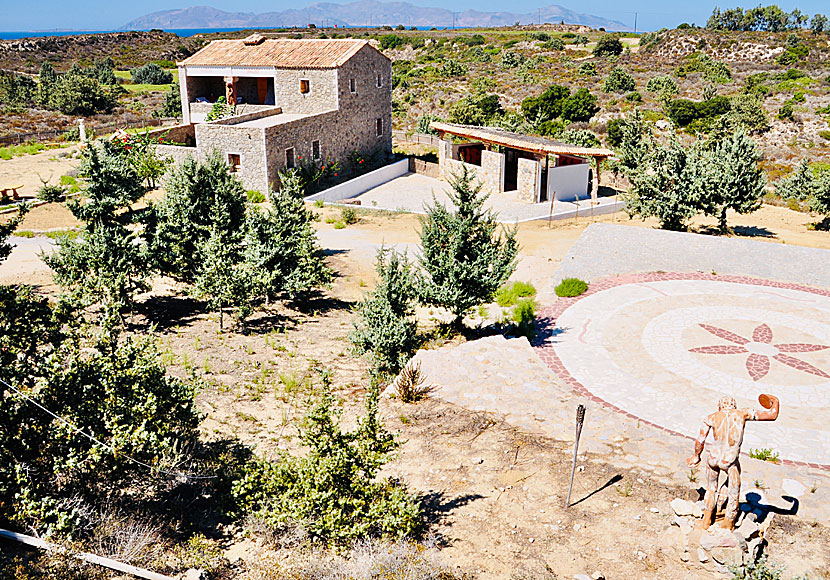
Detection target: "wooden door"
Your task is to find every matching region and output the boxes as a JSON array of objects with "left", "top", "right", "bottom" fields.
[{"left": 257, "top": 78, "right": 268, "bottom": 105}]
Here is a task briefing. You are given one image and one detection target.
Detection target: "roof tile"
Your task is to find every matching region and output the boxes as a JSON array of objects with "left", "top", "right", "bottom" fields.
[{"left": 179, "top": 38, "right": 377, "bottom": 68}]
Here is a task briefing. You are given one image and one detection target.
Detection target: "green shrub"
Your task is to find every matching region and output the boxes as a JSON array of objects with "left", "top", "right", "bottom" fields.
[
  {"left": 511, "top": 298, "right": 537, "bottom": 338},
  {"left": 500, "top": 51, "right": 525, "bottom": 69},
  {"left": 603, "top": 67, "right": 635, "bottom": 93},
  {"left": 379, "top": 34, "right": 405, "bottom": 50},
  {"left": 555, "top": 277, "right": 588, "bottom": 297},
  {"left": 495, "top": 280, "right": 536, "bottom": 306},
  {"left": 666, "top": 95, "right": 731, "bottom": 128},
  {"left": 246, "top": 190, "right": 266, "bottom": 203},
  {"left": 626, "top": 91, "right": 643, "bottom": 102},
  {"left": 231, "top": 383, "right": 422, "bottom": 544},
  {"left": 129, "top": 63, "right": 172, "bottom": 85},
  {"left": 350, "top": 248, "right": 418, "bottom": 375},
  {"left": 438, "top": 59, "right": 467, "bottom": 78},
  {"left": 544, "top": 38, "right": 566, "bottom": 51},
  {"left": 340, "top": 206, "right": 358, "bottom": 224},
  {"left": 577, "top": 61, "right": 597, "bottom": 76},
  {"left": 593, "top": 34, "right": 623, "bottom": 56},
  {"left": 749, "top": 448, "right": 780, "bottom": 462},
  {"left": 646, "top": 75, "right": 679, "bottom": 101},
  {"left": 818, "top": 130, "right": 830, "bottom": 141},
  {"left": 37, "top": 183, "right": 67, "bottom": 203}
]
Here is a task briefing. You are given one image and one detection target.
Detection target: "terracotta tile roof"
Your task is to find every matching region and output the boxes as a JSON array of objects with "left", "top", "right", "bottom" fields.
[
  {"left": 430, "top": 122, "right": 614, "bottom": 158},
  {"left": 179, "top": 38, "right": 376, "bottom": 69}
]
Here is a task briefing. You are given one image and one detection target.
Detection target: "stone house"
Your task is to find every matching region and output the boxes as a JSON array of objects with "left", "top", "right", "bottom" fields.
[
  {"left": 430, "top": 122, "right": 613, "bottom": 203},
  {"left": 154, "top": 36, "right": 392, "bottom": 192}
]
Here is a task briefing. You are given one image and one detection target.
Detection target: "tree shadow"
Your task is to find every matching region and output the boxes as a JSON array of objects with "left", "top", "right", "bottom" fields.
[
  {"left": 239, "top": 310, "right": 299, "bottom": 336},
  {"left": 131, "top": 294, "right": 207, "bottom": 331},
  {"left": 730, "top": 225, "right": 777, "bottom": 238},
  {"left": 419, "top": 491, "right": 485, "bottom": 527},
  {"left": 292, "top": 294, "right": 355, "bottom": 316},
  {"left": 695, "top": 225, "right": 776, "bottom": 238},
  {"left": 810, "top": 217, "right": 830, "bottom": 231},
  {"left": 532, "top": 317, "right": 568, "bottom": 346},
  {"left": 568, "top": 474, "right": 624, "bottom": 507}
]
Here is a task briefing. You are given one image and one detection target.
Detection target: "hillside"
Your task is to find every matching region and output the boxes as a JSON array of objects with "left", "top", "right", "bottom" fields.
[{"left": 123, "top": 1, "right": 630, "bottom": 31}]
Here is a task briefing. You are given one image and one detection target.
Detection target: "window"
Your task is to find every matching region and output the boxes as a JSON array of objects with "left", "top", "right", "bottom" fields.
[
  {"left": 349, "top": 78, "right": 356, "bottom": 93},
  {"left": 299, "top": 79, "right": 310, "bottom": 94},
  {"left": 376, "top": 73, "right": 383, "bottom": 88},
  {"left": 376, "top": 118, "right": 383, "bottom": 137},
  {"left": 286, "top": 147, "right": 296, "bottom": 169},
  {"left": 228, "top": 153, "right": 241, "bottom": 173},
  {"left": 312, "top": 140, "right": 321, "bottom": 160}
]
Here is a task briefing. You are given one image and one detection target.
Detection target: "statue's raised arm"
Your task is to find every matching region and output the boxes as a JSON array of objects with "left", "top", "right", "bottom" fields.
[{"left": 752, "top": 393, "right": 779, "bottom": 421}]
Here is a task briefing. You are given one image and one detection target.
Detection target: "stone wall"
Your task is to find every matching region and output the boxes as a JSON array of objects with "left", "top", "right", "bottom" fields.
[
  {"left": 146, "top": 123, "right": 196, "bottom": 146},
  {"left": 211, "top": 107, "right": 281, "bottom": 126},
  {"left": 274, "top": 68, "right": 338, "bottom": 115},
  {"left": 156, "top": 144, "right": 200, "bottom": 167},
  {"left": 438, "top": 140, "right": 501, "bottom": 194},
  {"left": 334, "top": 44, "right": 392, "bottom": 158},
  {"left": 481, "top": 150, "right": 505, "bottom": 193},
  {"left": 517, "top": 157, "right": 542, "bottom": 202},
  {"left": 196, "top": 123, "right": 268, "bottom": 192}
]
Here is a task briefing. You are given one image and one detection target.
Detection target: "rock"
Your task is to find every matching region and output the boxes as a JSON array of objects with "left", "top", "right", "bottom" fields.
[
  {"left": 671, "top": 498, "right": 703, "bottom": 518},
  {"left": 591, "top": 572, "right": 605, "bottom": 580},
  {"left": 781, "top": 478, "right": 808, "bottom": 498},
  {"left": 472, "top": 457, "right": 484, "bottom": 465},
  {"left": 656, "top": 120, "right": 671, "bottom": 130},
  {"left": 574, "top": 575, "right": 592, "bottom": 580},
  {"left": 182, "top": 570, "right": 208, "bottom": 580},
  {"left": 711, "top": 547, "right": 743, "bottom": 567},
  {"left": 735, "top": 516, "right": 760, "bottom": 540},
  {"left": 697, "top": 548, "right": 709, "bottom": 563},
  {"left": 680, "top": 550, "right": 690, "bottom": 562},
  {"left": 700, "top": 527, "right": 738, "bottom": 551}
]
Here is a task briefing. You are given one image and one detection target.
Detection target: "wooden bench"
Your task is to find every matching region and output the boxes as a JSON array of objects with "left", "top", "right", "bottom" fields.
[{"left": 0, "top": 184, "right": 23, "bottom": 201}]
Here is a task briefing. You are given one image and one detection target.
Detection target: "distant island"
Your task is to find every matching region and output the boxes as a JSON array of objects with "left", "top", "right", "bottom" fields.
[{"left": 123, "top": 1, "right": 631, "bottom": 31}]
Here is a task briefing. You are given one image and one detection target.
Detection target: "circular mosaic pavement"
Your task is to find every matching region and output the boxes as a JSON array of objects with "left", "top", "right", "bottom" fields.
[{"left": 534, "top": 273, "right": 830, "bottom": 468}]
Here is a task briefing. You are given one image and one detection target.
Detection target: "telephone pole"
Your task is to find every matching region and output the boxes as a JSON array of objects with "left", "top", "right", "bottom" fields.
[{"left": 634, "top": 12, "right": 638, "bottom": 34}]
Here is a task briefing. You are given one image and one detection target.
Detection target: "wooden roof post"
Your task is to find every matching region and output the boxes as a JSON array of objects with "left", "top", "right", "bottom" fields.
[{"left": 591, "top": 156, "right": 601, "bottom": 204}]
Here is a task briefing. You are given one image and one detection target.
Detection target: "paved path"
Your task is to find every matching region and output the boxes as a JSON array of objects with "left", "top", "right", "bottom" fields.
[
  {"left": 411, "top": 333, "right": 830, "bottom": 524},
  {"left": 551, "top": 222, "right": 830, "bottom": 289},
  {"left": 350, "top": 172, "right": 623, "bottom": 223},
  {"left": 535, "top": 272, "right": 830, "bottom": 468}
]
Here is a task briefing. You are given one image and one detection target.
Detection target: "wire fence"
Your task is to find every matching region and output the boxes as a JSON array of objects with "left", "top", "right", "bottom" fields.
[{"left": 0, "top": 117, "right": 181, "bottom": 147}]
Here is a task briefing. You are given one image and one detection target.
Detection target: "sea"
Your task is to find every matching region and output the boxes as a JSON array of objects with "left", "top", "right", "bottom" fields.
[{"left": 0, "top": 26, "right": 441, "bottom": 40}]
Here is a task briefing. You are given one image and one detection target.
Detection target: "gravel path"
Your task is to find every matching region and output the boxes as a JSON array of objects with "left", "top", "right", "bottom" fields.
[{"left": 551, "top": 223, "right": 830, "bottom": 289}]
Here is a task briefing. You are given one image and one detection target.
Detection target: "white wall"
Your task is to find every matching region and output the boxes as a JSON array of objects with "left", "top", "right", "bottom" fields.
[
  {"left": 548, "top": 164, "right": 590, "bottom": 202},
  {"left": 306, "top": 159, "right": 409, "bottom": 202}
]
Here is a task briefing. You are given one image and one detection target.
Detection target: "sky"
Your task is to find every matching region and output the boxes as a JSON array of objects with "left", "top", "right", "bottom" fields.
[{"left": 1, "top": 0, "right": 828, "bottom": 33}]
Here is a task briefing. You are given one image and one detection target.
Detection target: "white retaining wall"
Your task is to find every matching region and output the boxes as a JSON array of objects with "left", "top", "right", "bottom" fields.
[
  {"left": 305, "top": 159, "right": 409, "bottom": 203},
  {"left": 548, "top": 163, "right": 591, "bottom": 202}
]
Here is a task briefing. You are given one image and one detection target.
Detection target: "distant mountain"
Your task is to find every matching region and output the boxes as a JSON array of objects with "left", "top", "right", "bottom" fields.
[{"left": 123, "top": 1, "right": 630, "bottom": 31}]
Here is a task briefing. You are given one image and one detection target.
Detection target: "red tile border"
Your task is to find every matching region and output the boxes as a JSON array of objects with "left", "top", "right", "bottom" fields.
[{"left": 532, "top": 271, "right": 830, "bottom": 471}]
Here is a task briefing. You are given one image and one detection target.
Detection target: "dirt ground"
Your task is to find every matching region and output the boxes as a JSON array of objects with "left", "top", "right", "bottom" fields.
[{"left": 3, "top": 151, "right": 830, "bottom": 578}]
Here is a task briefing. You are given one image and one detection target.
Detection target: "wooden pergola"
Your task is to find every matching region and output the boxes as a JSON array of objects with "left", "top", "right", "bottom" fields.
[{"left": 430, "top": 121, "right": 614, "bottom": 201}]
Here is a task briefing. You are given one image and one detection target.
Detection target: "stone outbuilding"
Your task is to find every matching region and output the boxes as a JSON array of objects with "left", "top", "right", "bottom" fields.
[
  {"left": 430, "top": 122, "right": 614, "bottom": 204},
  {"left": 155, "top": 36, "right": 392, "bottom": 192}
]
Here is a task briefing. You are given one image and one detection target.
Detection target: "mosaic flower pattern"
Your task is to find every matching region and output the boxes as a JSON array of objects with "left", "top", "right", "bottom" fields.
[{"left": 689, "top": 323, "right": 830, "bottom": 381}]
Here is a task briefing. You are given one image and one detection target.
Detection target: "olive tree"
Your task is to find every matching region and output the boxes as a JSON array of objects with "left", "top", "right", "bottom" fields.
[
  {"left": 623, "top": 136, "right": 700, "bottom": 231},
  {"left": 693, "top": 131, "right": 766, "bottom": 232}
]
